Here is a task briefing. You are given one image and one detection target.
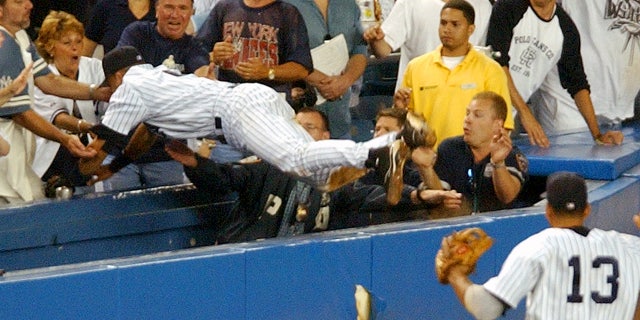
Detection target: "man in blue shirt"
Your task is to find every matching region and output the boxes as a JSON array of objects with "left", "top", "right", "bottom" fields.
[{"left": 118, "top": 0, "right": 211, "bottom": 76}]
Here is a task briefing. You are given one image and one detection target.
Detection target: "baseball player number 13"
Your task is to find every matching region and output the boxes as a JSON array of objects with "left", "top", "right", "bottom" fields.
[{"left": 567, "top": 256, "right": 619, "bottom": 304}]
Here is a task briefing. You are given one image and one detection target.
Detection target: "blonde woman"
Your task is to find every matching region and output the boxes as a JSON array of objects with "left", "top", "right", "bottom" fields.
[{"left": 33, "top": 11, "right": 106, "bottom": 194}]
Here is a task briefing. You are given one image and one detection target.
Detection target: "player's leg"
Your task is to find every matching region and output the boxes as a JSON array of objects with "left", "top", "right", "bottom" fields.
[{"left": 225, "top": 85, "right": 396, "bottom": 186}]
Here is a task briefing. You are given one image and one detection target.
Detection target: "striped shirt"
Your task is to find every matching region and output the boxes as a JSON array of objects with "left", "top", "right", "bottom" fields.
[
  {"left": 484, "top": 227, "right": 640, "bottom": 319},
  {"left": 102, "top": 65, "right": 395, "bottom": 185}
]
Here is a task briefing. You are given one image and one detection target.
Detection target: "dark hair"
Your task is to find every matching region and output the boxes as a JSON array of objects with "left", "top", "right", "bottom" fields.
[
  {"left": 297, "top": 106, "right": 330, "bottom": 132},
  {"left": 472, "top": 91, "right": 507, "bottom": 122},
  {"left": 546, "top": 172, "right": 588, "bottom": 214},
  {"left": 442, "top": 0, "right": 475, "bottom": 25},
  {"left": 376, "top": 108, "right": 407, "bottom": 127}
]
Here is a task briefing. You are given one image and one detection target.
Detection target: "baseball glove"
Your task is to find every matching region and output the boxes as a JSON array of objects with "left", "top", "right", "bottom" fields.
[{"left": 435, "top": 227, "right": 493, "bottom": 284}]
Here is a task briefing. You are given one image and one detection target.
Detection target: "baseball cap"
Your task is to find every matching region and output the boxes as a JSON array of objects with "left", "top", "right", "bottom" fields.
[
  {"left": 102, "top": 46, "right": 145, "bottom": 79},
  {"left": 546, "top": 171, "right": 587, "bottom": 212}
]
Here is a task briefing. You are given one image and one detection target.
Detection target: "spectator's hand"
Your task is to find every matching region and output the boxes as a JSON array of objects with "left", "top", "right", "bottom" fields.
[
  {"left": 633, "top": 213, "right": 640, "bottom": 230},
  {"left": 164, "top": 139, "right": 198, "bottom": 168},
  {"left": 411, "top": 146, "right": 437, "bottom": 168},
  {"left": 596, "top": 130, "right": 624, "bottom": 145},
  {"left": 393, "top": 88, "right": 412, "bottom": 109},
  {"left": 363, "top": 24, "right": 385, "bottom": 42},
  {"left": 315, "top": 74, "right": 350, "bottom": 101},
  {"left": 62, "top": 134, "right": 97, "bottom": 158},
  {"left": 519, "top": 110, "right": 549, "bottom": 147},
  {"left": 87, "top": 165, "right": 113, "bottom": 186},
  {"left": 412, "top": 189, "right": 462, "bottom": 208},
  {"left": 236, "top": 57, "right": 269, "bottom": 81},
  {"left": 291, "top": 87, "right": 306, "bottom": 100},
  {"left": 212, "top": 35, "right": 236, "bottom": 64},
  {"left": 9, "top": 62, "right": 32, "bottom": 94},
  {"left": 489, "top": 127, "right": 511, "bottom": 165}
]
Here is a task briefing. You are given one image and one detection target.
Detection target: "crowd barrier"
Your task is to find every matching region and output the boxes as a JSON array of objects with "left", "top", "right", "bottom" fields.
[{"left": 1, "top": 123, "right": 639, "bottom": 319}]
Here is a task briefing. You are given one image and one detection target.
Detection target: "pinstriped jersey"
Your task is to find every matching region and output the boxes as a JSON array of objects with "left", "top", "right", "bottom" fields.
[
  {"left": 102, "top": 64, "right": 297, "bottom": 145},
  {"left": 484, "top": 227, "right": 640, "bottom": 320}
]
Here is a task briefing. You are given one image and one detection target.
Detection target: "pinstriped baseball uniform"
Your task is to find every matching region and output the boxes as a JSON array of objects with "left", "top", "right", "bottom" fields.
[
  {"left": 102, "top": 64, "right": 396, "bottom": 186},
  {"left": 483, "top": 227, "right": 640, "bottom": 319}
]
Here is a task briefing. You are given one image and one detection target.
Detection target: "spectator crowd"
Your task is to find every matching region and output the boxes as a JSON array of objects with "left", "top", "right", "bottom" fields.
[{"left": 0, "top": 0, "right": 637, "bottom": 243}]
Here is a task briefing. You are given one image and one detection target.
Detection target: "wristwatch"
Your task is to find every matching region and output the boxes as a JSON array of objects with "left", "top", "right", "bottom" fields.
[{"left": 268, "top": 68, "right": 275, "bottom": 80}]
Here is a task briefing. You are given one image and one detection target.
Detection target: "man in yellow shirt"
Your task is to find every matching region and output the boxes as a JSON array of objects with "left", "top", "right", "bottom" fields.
[{"left": 393, "top": 0, "right": 512, "bottom": 148}]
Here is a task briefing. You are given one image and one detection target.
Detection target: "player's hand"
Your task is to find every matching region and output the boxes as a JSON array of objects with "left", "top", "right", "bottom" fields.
[
  {"left": 489, "top": 127, "right": 511, "bottom": 165},
  {"left": 315, "top": 75, "right": 350, "bottom": 101},
  {"left": 411, "top": 146, "right": 437, "bottom": 168},
  {"left": 93, "top": 86, "right": 112, "bottom": 102},
  {"left": 519, "top": 110, "right": 549, "bottom": 148},
  {"left": 633, "top": 213, "right": 640, "bottom": 230},
  {"left": 595, "top": 130, "right": 624, "bottom": 145},
  {"left": 363, "top": 24, "right": 384, "bottom": 42},
  {"left": 212, "top": 36, "right": 236, "bottom": 64},
  {"left": 9, "top": 62, "right": 32, "bottom": 94},
  {"left": 393, "top": 88, "right": 412, "bottom": 109},
  {"left": 62, "top": 134, "right": 97, "bottom": 158},
  {"left": 87, "top": 165, "right": 113, "bottom": 186},
  {"left": 164, "top": 139, "right": 198, "bottom": 168}
]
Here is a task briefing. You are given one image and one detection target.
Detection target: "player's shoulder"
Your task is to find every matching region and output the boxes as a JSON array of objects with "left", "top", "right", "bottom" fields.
[{"left": 592, "top": 228, "right": 640, "bottom": 247}]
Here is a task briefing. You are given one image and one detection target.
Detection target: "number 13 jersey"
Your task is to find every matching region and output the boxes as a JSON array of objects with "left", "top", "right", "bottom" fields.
[{"left": 484, "top": 227, "right": 640, "bottom": 320}]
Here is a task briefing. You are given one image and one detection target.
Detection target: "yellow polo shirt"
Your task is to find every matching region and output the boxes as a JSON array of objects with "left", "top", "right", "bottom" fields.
[{"left": 402, "top": 45, "right": 513, "bottom": 148}]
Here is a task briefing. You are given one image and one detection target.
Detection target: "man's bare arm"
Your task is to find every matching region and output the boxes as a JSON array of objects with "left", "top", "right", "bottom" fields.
[
  {"left": 87, "top": 123, "right": 158, "bottom": 185},
  {"left": 363, "top": 25, "right": 393, "bottom": 58},
  {"left": 502, "top": 66, "right": 549, "bottom": 147}
]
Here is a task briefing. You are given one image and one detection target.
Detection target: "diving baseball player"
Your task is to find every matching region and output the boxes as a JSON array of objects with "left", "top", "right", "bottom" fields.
[
  {"left": 85, "top": 46, "right": 429, "bottom": 194},
  {"left": 441, "top": 172, "right": 640, "bottom": 319}
]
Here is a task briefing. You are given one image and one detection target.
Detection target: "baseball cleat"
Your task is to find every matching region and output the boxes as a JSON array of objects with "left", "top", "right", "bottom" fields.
[
  {"left": 385, "top": 139, "right": 410, "bottom": 205},
  {"left": 399, "top": 111, "right": 437, "bottom": 149}
]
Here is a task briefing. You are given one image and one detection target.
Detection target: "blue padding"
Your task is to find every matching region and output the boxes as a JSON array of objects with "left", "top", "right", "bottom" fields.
[
  {"left": 622, "top": 162, "right": 640, "bottom": 177},
  {"left": 0, "top": 266, "right": 120, "bottom": 319},
  {"left": 515, "top": 125, "right": 640, "bottom": 180},
  {"left": 368, "top": 220, "right": 490, "bottom": 319},
  {"left": 117, "top": 248, "right": 246, "bottom": 320},
  {"left": 0, "top": 227, "right": 216, "bottom": 271},
  {"left": 0, "top": 184, "right": 234, "bottom": 271},
  {"left": 586, "top": 177, "right": 640, "bottom": 234},
  {"left": 243, "top": 233, "right": 372, "bottom": 320}
]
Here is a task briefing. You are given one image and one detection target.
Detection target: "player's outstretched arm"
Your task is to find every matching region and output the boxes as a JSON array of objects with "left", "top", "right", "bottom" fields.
[
  {"left": 633, "top": 214, "right": 640, "bottom": 230},
  {"left": 448, "top": 266, "right": 505, "bottom": 320},
  {"left": 88, "top": 123, "right": 157, "bottom": 185}
]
